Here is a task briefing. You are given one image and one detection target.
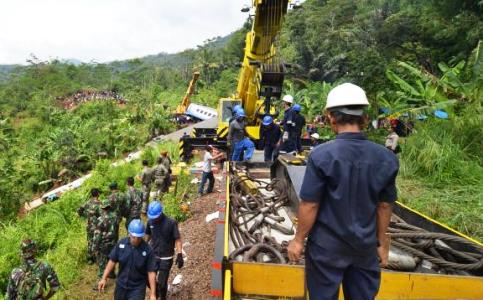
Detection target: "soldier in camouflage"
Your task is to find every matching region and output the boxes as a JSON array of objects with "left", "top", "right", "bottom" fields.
[
  {"left": 93, "top": 199, "right": 119, "bottom": 283},
  {"left": 122, "top": 177, "right": 143, "bottom": 230},
  {"left": 5, "top": 239, "right": 60, "bottom": 300},
  {"left": 138, "top": 160, "right": 154, "bottom": 214},
  {"left": 160, "top": 151, "right": 172, "bottom": 193},
  {"left": 153, "top": 157, "right": 168, "bottom": 200},
  {"left": 159, "top": 151, "right": 171, "bottom": 172},
  {"left": 77, "top": 188, "right": 101, "bottom": 264},
  {"left": 108, "top": 182, "right": 124, "bottom": 241}
]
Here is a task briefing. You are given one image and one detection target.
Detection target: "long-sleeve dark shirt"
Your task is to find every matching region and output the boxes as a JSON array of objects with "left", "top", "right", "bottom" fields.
[
  {"left": 259, "top": 123, "right": 282, "bottom": 147},
  {"left": 280, "top": 108, "right": 295, "bottom": 133},
  {"left": 294, "top": 113, "right": 306, "bottom": 135}
]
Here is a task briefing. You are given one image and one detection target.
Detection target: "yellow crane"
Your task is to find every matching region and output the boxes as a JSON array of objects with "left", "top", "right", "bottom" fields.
[
  {"left": 173, "top": 71, "right": 217, "bottom": 126},
  {"left": 216, "top": 0, "right": 289, "bottom": 140},
  {"left": 179, "top": 0, "right": 289, "bottom": 160},
  {"left": 175, "top": 71, "right": 200, "bottom": 115}
]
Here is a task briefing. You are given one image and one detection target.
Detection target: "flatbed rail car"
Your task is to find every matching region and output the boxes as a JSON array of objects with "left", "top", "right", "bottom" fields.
[{"left": 210, "top": 158, "right": 483, "bottom": 299}]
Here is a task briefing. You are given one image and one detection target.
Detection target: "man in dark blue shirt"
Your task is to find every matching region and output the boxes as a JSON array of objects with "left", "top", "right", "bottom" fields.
[
  {"left": 288, "top": 83, "right": 399, "bottom": 300},
  {"left": 259, "top": 116, "right": 281, "bottom": 161},
  {"left": 279, "top": 95, "right": 297, "bottom": 154},
  {"left": 280, "top": 94, "right": 295, "bottom": 133},
  {"left": 145, "top": 201, "right": 183, "bottom": 300},
  {"left": 98, "top": 219, "right": 157, "bottom": 300},
  {"left": 292, "top": 104, "right": 306, "bottom": 153}
]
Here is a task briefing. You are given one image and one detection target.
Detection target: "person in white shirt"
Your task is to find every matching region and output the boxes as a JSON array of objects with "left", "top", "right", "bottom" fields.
[
  {"left": 385, "top": 127, "right": 400, "bottom": 153},
  {"left": 198, "top": 145, "right": 224, "bottom": 196}
]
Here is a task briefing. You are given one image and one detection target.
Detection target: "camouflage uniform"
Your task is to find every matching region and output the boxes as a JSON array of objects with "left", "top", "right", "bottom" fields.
[
  {"left": 123, "top": 186, "right": 143, "bottom": 229},
  {"left": 93, "top": 200, "right": 119, "bottom": 279},
  {"left": 160, "top": 156, "right": 171, "bottom": 172},
  {"left": 108, "top": 192, "right": 124, "bottom": 241},
  {"left": 77, "top": 197, "right": 101, "bottom": 262},
  {"left": 153, "top": 163, "right": 168, "bottom": 199},
  {"left": 140, "top": 166, "right": 154, "bottom": 213},
  {"left": 5, "top": 240, "right": 60, "bottom": 300},
  {"left": 160, "top": 156, "right": 172, "bottom": 193},
  {"left": 108, "top": 191, "right": 125, "bottom": 215}
]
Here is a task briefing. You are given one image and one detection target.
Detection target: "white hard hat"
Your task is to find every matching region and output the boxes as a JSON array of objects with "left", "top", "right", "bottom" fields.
[
  {"left": 325, "top": 83, "right": 369, "bottom": 115},
  {"left": 282, "top": 94, "right": 294, "bottom": 104},
  {"left": 311, "top": 133, "right": 320, "bottom": 139}
]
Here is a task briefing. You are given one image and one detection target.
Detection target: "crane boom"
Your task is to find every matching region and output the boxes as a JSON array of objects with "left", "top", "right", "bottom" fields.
[
  {"left": 235, "top": 0, "right": 289, "bottom": 125},
  {"left": 175, "top": 71, "right": 200, "bottom": 114},
  {"left": 176, "top": 72, "right": 200, "bottom": 114}
]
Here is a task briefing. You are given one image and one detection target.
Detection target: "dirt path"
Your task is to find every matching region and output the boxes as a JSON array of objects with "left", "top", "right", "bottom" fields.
[
  {"left": 167, "top": 181, "right": 220, "bottom": 299},
  {"left": 63, "top": 176, "right": 221, "bottom": 300}
]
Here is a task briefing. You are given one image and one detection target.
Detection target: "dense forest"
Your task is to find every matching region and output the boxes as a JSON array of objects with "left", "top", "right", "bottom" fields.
[{"left": 0, "top": 0, "right": 481, "bottom": 297}]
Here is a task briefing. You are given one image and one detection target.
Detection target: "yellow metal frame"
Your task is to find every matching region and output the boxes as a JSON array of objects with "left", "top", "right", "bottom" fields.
[
  {"left": 224, "top": 174, "right": 232, "bottom": 300},
  {"left": 232, "top": 262, "right": 305, "bottom": 298},
  {"left": 230, "top": 262, "right": 483, "bottom": 299},
  {"left": 378, "top": 272, "right": 483, "bottom": 299}
]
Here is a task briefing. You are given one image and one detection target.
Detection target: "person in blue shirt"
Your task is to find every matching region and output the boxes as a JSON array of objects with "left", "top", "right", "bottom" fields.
[
  {"left": 280, "top": 94, "right": 295, "bottom": 132},
  {"left": 292, "top": 104, "right": 306, "bottom": 153},
  {"left": 98, "top": 219, "right": 157, "bottom": 300},
  {"left": 259, "top": 116, "right": 281, "bottom": 161},
  {"left": 287, "top": 83, "right": 399, "bottom": 300},
  {"left": 279, "top": 95, "right": 297, "bottom": 154}
]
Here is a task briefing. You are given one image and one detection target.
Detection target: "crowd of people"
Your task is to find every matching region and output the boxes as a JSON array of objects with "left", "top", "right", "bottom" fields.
[
  {"left": 229, "top": 93, "right": 405, "bottom": 160},
  {"left": 5, "top": 152, "right": 182, "bottom": 300},
  {"left": 227, "top": 94, "right": 321, "bottom": 162},
  {"left": 58, "top": 90, "right": 127, "bottom": 110}
]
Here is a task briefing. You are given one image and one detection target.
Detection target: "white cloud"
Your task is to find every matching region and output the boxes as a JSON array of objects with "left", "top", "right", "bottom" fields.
[{"left": 0, "top": 0, "right": 249, "bottom": 64}]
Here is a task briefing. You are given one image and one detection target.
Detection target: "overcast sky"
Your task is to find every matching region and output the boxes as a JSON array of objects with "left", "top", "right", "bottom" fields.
[{"left": 0, "top": 0, "right": 249, "bottom": 65}]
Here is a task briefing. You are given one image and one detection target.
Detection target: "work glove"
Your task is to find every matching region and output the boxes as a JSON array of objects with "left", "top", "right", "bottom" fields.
[{"left": 176, "top": 252, "right": 184, "bottom": 269}]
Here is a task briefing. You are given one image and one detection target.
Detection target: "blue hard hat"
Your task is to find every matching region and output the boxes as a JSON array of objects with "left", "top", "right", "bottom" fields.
[
  {"left": 434, "top": 110, "right": 448, "bottom": 119},
  {"left": 293, "top": 104, "right": 301, "bottom": 112},
  {"left": 147, "top": 201, "right": 163, "bottom": 220},
  {"left": 236, "top": 109, "right": 246, "bottom": 118},
  {"left": 262, "top": 116, "right": 273, "bottom": 126},
  {"left": 233, "top": 104, "right": 242, "bottom": 112},
  {"left": 233, "top": 107, "right": 243, "bottom": 116},
  {"left": 128, "top": 219, "right": 145, "bottom": 237}
]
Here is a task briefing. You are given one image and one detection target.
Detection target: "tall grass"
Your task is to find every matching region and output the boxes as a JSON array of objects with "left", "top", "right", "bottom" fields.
[
  {"left": 400, "top": 103, "right": 482, "bottom": 185},
  {"left": 398, "top": 102, "right": 482, "bottom": 241}
]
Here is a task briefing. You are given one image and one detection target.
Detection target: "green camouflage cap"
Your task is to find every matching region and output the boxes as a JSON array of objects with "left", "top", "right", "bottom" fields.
[{"left": 21, "top": 239, "right": 37, "bottom": 258}]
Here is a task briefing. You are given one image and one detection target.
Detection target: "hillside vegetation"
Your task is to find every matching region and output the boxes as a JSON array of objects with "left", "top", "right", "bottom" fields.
[{"left": 0, "top": 0, "right": 481, "bottom": 298}]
